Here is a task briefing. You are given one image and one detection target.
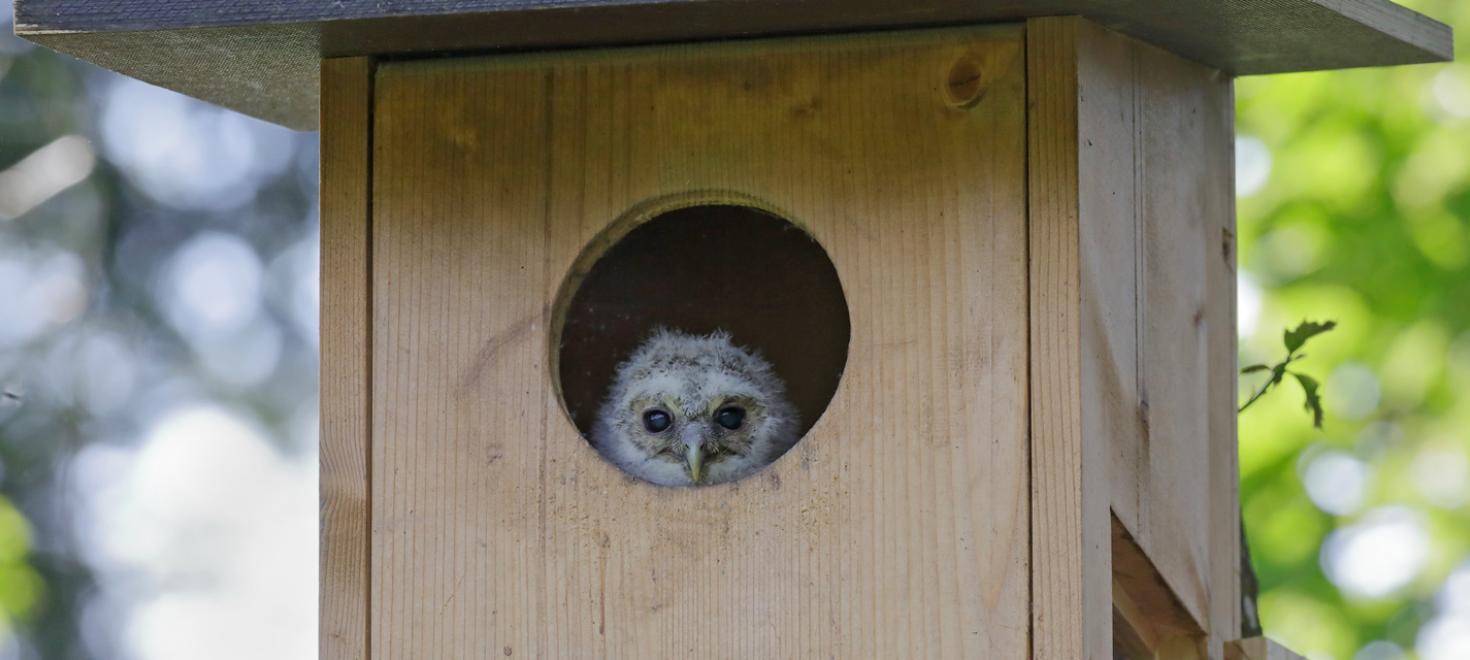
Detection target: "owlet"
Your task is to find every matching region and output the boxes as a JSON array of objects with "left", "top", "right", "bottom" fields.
[{"left": 591, "top": 329, "right": 798, "bottom": 486}]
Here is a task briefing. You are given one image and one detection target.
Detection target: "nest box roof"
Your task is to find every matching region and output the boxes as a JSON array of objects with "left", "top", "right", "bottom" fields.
[{"left": 14, "top": 0, "right": 1453, "bottom": 130}]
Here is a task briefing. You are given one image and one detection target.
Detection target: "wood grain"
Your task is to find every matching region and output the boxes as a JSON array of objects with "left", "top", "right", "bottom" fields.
[
  {"left": 1027, "top": 16, "right": 1238, "bottom": 657},
  {"left": 16, "top": 0, "right": 1451, "bottom": 128},
  {"left": 1226, "top": 637, "right": 1308, "bottom": 660},
  {"left": 319, "top": 56, "right": 372, "bottom": 660},
  {"left": 370, "top": 26, "right": 1029, "bottom": 658},
  {"left": 1132, "top": 36, "right": 1226, "bottom": 636},
  {"left": 1026, "top": 16, "right": 1112, "bottom": 660},
  {"left": 1064, "top": 22, "right": 1239, "bottom": 646},
  {"left": 1112, "top": 513, "right": 1205, "bottom": 659},
  {"left": 1206, "top": 60, "right": 1244, "bottom": 655}
]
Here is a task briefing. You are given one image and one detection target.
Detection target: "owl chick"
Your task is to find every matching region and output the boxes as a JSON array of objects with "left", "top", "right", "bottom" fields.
[{"left": 591, "top": 329, "right": 798, "bottom": 486}]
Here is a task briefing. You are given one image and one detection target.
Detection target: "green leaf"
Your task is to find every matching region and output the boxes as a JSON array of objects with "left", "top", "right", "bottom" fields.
[
  {"left": 1241, "top": 364, "right": 1271, "bottom": 374},
  {"left": 1295, "top": 373, "right": 1324, "bottom": 429},
  {"left": 1283, "top": 320, "right": 1337, "bottom": 354}
]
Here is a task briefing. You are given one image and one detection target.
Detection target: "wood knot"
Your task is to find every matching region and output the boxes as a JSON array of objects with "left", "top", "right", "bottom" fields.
[{"left": 945, "top": 55, "right": 986, "bottom": 109}]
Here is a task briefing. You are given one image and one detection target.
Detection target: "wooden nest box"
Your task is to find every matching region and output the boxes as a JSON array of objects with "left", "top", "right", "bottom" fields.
[{"left": 17, "top": 1, "right": 1451, "bottom": 657}]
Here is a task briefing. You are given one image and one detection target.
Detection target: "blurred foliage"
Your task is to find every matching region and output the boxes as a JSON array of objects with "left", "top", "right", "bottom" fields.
[
  {"left": 0, "top": 497, "right": 41, "bottom": 639},
  {"left": 1237, "top": 1, "right": 1470, "bottom": 657},
  {"left": 0, "top": 18, "right": 105, "bottom": 655},
  {"left": 0, "top": 5, "right": 318, "bottom": 658}
]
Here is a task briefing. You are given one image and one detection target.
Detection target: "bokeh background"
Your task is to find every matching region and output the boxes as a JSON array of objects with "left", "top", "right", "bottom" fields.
[
  {"left": 1236, "top": 1, "right": 1470, "bottom": 657},
  {"left": 0, "top": 1, "right": 1466, "bottom": 658},
  {"left": 0, "top": 5, "right": 318, "bottom": 659}
]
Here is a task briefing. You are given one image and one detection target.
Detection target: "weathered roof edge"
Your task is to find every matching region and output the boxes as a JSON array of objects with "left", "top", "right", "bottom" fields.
[{"left": 15, "top": 0, "right": 1454, "bottom": 130}]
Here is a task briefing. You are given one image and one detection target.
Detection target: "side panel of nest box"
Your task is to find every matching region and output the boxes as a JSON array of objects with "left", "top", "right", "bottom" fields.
[{"left": 1029, "top": 17, "right": 1239, "bottom": 659}]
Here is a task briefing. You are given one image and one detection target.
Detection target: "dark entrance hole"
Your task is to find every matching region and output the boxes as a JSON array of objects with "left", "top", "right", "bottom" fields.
[{"left": 553, "top": 201, "right": 850, "bottom": 473}]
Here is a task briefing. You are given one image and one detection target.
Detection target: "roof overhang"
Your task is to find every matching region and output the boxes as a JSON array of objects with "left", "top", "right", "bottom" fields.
[{"left": 14, "top": 0, "right": 1454, "bottom": 130}]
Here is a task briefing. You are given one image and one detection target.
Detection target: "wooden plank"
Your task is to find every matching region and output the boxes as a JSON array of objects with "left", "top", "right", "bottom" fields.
[
  {"left": 1113, "top": 603, "right": 1155, "bottom": 660},
  {"left": 1205, "top": 54, "right": 1244, "bottom": 658},
  {"left": 1226, "top": 637, "right": 1308, "bottom": 660},
  {"left": 1091, "top": 26, "right": 1238, "bottom": 651},
  {"left": 1155, "top": 635, "right": 1209, "bottom": 660},
  {"left": 1132, "top": 35, "right": 1219, "bottom": 635},
  {"left": 1112, "top": 513, "right": 1205, "bottom": 659},
  {"left": 370, "top": 25, "right": 1030, "bottom": 658},
  {"left": 1026, "top": 16, "right": 1112, "bottom": 660},
  {"left": 16, "top": 0, "right": 1451, "bottom": 129},
  {"left": 1114, "top": 607, "right": 1205, "bottom": 660},
  {"left": 319, "top": 56, "right": 372, "bottom": 660},
  {"left": 1071, "top": 12, "right": 1148, "bottom": 567}
]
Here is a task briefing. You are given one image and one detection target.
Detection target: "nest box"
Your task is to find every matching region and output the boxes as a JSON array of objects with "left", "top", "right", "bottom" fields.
[{"left": 16, "top": 1, "right": 1452, "bottom": 658}]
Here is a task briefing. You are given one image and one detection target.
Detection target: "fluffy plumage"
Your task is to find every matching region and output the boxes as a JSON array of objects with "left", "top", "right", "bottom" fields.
[{"left": 592, "top": 329, "right": 798, "bottom": 486}]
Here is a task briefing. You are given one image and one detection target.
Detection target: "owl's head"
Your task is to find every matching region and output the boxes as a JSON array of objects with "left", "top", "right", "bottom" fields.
[{"left": 593, "top": 329, "right": 797, "bottom": 486}]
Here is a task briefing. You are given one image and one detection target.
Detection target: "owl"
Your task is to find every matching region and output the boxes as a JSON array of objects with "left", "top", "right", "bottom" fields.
[{"left": 591, "top": 329, "right": 798, "bottom": 486}]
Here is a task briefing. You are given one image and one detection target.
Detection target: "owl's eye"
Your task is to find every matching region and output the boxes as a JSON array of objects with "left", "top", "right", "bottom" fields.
[
  {"left": 642, "top": 409, "right": 672, "bottom": 433},
  {"left": 715, "top": 406, "right": 746, "bottom": 430}
]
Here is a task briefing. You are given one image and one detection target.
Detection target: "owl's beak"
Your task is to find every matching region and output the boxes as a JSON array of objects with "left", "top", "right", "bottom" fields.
[
  {"left": 681, "top": 424, "right": 707, "bottom": 483},
  {"left": 686, "top": 443, "right": 705, "bottom": 483}
]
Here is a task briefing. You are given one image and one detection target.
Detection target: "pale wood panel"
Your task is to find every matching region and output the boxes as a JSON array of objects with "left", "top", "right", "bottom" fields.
[
  {"left": 1204, "top": 75, "right": 1244, "bottom": 653},
  {"left": 372, "top": 26, "right": 1029, "bottom": 658},
  {"left": 1026, "top": 16, "right": 1113, "bottom": 660},
  {"left": 1036, "top": 17, "right": 1238, "bottom": 656},
  {"left": 1132, "top": 37, "right": 1220, "bottom": 635},
  {"left": 320, "top": 56, "right": 372, "bottom": 660},
  {"left": 1027, "top": 17, "right": 1238, "bottom": 658},
  {"left": 1072, "top": 14, "right": 1148, "bottom": 570}
]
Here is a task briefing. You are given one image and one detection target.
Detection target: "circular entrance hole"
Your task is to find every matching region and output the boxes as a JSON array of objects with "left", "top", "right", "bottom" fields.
[{"left": 553, "top": 200, "right": 849, "bottom": 486}]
